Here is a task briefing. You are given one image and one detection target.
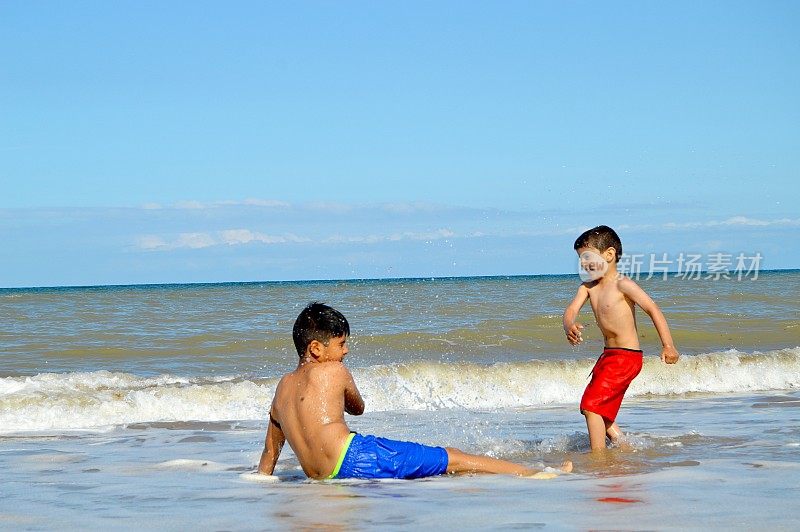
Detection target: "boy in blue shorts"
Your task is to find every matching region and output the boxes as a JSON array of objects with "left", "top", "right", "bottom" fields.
[{"left": 258, "top": 302, "right": 572, "bottom": 480}]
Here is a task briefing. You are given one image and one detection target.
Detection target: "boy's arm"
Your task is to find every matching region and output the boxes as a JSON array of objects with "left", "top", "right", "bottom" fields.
[
  {"left": 257, "top": 410, "right": 286, "bottom": 475},
  {"left": 342, "top": 366, "right": 365, "bottom": 415},
  {"left": 563, "top": 285, "right": 589, "bottom": 345},
  {"left": 316, "top": 362, "right": 365, "bottom": 415},
  {"left": 618, "top": 278, "right": 680, "bottom": 364}
]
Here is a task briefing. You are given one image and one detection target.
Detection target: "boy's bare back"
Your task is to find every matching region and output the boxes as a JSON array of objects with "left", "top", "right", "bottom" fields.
[{"left": 268, "top": 362, "right": 355, "bottom": 478}]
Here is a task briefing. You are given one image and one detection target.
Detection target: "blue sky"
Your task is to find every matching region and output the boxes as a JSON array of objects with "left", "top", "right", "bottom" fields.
[{"left": 2, "top": 1, "right": 798, "bottom": 287}]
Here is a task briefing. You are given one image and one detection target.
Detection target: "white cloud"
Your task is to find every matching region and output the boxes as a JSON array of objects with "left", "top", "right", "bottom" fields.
[
  {"left": 305, "top": 202, "right": 354, "bottom": 215},
  {"left": 243, "top": 199, "right": 290, "bottom": 208},
  {"left": 719, "top": 216, "right": 800, "bottom": 227},
  {"left": 135, "top": 235, "right": 169, "bottom": 251},
  {"left": 174, "top": 201, "right": 206, "bottom": 210},
  {"left": 135, "top": 232, "right": 218, "bottom": 251},
  {"left": 393, "top": 228, "right": 452, "bottom": 242},
  {"left": 219, "top": 229, "right": 309, "bottom": 245},
  {"left": 324, "top": 228, "right": 455, "bottom": 245},
  {"left": 139, "top": 227, "right": 459, "bottom": 251},
  {"left": 132, "top": 209, "right": 800, "bottom": 254},
  {"left": 177, "top": 233, "right": 217, "bottom": 249},
  {"left": 136, "top": 229, "right": 311, "bottom": 251},
  {"left": 324, "top": 234, "right": 384, "bottom": 244},
  {"left": 170, "top": 199, "right": 291, "bottom": 210},
  {"left": 380, "top": 202, "right": 442, "bottom": 214},
  {"left": 721, "top": 216, "right": 769, "bottom": 227},
  {"left": 663, "top": 216, "right": 800, "bottom": 230},
  {"left": 221, "top": 199, "right": 291, "bottom": 208},
  {"left": 220, "top": 229, "right": 263, "bottom": 245}
]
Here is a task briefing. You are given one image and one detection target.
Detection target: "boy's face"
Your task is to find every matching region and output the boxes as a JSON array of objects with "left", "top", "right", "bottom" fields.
[
  {"left": 576, "top": 246, "right": 611, "bottom": 281},
  {"left": 309, "top": 334, "right": 349, "bottom": 363}
]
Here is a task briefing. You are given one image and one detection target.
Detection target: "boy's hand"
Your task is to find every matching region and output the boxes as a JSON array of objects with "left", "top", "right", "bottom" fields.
[
  {"left": 661, "top": 345, "right": 679, "bottom": 364},
  {"left": 564, "top": 322, "right": 584, "bottom": 346}
]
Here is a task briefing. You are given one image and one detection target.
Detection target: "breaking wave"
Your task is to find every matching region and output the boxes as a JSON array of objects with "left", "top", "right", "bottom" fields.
[{"left": 1, "top": 348, "right": 798, "bottom": 432}]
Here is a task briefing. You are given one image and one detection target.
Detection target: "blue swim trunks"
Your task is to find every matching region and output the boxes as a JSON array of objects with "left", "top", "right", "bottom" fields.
[{"left": 328, "top": 433, "right": 449, "bottom": 479}]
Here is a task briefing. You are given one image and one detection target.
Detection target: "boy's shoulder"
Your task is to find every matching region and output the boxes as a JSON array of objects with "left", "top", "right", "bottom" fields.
[
  {"left": 615, "top": 274, "right": 648, "bottom": 294},
  {"left": 276, "top": 362, "right": 351, "bottom": 396},
  {"left": 304, "top": 361, "right": 353, "bottom": 383},
  {"left": 615, "top": 274, "right": 637, "bottom": 288},
  {"left": 584, "top": 274, "right": 642, "bottom": 296},
  {"left": 589, "top": 273, "right": 638, "bottom": 290}
]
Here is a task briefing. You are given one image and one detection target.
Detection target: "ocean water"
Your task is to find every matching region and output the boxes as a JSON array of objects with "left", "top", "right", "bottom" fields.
[{"left": 1, "top": 272, "right": 799, "bottom": 530}]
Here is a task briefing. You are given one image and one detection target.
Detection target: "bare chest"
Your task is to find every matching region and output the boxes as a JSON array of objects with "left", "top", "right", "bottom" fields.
[{"left": 587, "top": 285, "right": 633, "bottom": 318}]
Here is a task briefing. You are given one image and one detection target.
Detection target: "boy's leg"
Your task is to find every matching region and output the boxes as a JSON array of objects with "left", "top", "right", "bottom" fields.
[
  {"left": 445, "top": 447, "right": 531, "bottom": 475},
  {"left": 606, "top": 421, "right": 622, "bottom": 443},
  {"left": 584, "top": 412, "right": 629, "bottom": 450},
  {"left": 583, "top": 410, "right": 610, "bottom": 451},
  {"left": 605, "top": 421, "right": 634, "bottom": 450},
  {"left": 444, "top": 448, "right": 572, "bottom": 476}
]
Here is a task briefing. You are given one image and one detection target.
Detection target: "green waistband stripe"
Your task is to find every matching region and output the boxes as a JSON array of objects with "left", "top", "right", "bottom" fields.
[{"left": 327, "top": 432, "right": 356, "bottom": 479}]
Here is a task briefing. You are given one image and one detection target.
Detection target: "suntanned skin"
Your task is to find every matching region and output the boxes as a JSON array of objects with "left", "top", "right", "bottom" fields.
[
  {"left": 259, "top": 335, "right": 572, "bottom": 479},
  {"left": 258, "top": 335, "right": 362, "bottom": 479},
  {"left": 563, "top": 246, "right": 680, "bottom": 451}
]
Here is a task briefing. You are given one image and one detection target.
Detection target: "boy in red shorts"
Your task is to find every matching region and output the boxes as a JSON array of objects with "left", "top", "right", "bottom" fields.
[{"left": 563, "top": 226, "right": 680, "bottom": 451}]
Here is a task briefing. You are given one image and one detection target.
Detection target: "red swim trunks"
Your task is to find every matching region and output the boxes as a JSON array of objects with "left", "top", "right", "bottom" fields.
[{"left": 580, "top": 347, "right": 643, "bottom": 422}]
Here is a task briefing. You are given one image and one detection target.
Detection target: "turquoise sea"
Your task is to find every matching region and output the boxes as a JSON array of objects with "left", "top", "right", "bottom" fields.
[{"left": 1, "top": 272, "right": 799, "bottom": 529}]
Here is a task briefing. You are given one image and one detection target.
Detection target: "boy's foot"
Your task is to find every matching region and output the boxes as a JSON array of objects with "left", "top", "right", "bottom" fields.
[{"left": 525, "top": 460, "right": 573, "bottom": 479}]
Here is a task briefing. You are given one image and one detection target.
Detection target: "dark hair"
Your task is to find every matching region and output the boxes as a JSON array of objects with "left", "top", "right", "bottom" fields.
[
  {"left": 292, "top": 302, "right": 350, "bottom": 356},
  {"left": 574, "top": 225, "right": 622, "bottom": 263}
]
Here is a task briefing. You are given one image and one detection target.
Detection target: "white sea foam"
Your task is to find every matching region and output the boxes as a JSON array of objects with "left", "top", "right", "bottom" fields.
[
  {"left": 155, "top": 459, "right": 227, "bottom": 471},
  {"left": 0, "top": 348, "right": 798, "bottom": 432},
  {"left": 0, "top": 371, "right": 274, "bottom": 432},
  {"left": 357, "top": 347, "right": 800, "bottom": 411},
  {"left": 239, "top": 472, "right": 280, "bottom": 483}
]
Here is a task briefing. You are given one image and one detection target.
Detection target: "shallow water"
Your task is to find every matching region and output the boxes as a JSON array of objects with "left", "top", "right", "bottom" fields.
[
  {"left": 1, "top": 272, "right": 799, "bottom": 529},
  {"left": 1, "top": 390, "right": 798, "bottom": 530}
]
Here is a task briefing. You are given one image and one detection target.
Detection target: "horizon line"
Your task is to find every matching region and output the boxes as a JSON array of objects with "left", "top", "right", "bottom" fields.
[{"left": 2, "top": 268, "right": 799, "bottom": 291}]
